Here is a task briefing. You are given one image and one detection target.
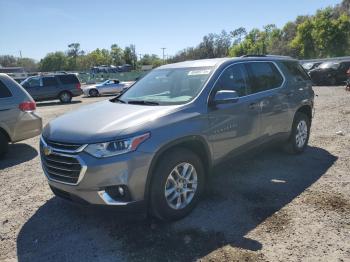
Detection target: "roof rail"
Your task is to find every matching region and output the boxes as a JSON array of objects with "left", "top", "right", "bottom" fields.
[
  {"left": 241, "top": 54, "right": 266, "bottom": 58},
  {"left": 241, "top": 54, "right": 293, "bottom": 59}
]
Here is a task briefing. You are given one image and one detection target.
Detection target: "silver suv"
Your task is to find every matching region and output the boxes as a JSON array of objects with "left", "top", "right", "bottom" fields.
[
  {"left": 40, "top": 56, "right": 314, "bottom": 221},
  {"left": 0, "top": 74, "right": 42, "bottom": 157}
]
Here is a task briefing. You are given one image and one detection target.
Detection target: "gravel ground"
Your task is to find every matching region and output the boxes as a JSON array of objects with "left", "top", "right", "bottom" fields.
[{"left": 0, "top": 87, "right": 349, "bottom": 262}]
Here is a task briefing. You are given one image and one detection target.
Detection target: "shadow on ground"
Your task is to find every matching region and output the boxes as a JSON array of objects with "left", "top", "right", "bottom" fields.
[
  {"left": 16, "top": 146, "right": 337, "bottom": 261},
  {"left": 0, "top": 144, "right": 38, "bottom": 170},
  {"left": 36, "top": 100, "right": 82, "bottom": 107}
]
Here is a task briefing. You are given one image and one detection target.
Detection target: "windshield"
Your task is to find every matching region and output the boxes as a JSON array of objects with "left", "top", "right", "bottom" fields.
[
  {"left": 319, "top": 62, "right": 340, "bottom": 70},
  {"left": 119, "top": 67, "right": 214, "bottom": 105}
]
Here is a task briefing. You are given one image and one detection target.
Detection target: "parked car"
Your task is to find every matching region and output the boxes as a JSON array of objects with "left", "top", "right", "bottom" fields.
[
  {"left": 82, "top": 79, "right": 134, "bottom": 97},
  {"left": 301, "top": 62, "right": 322, "bottom": 72},
  {"left": 309, "top": 60, "right": 350, "bottom": 85},
  {"left": 40, "top": 56, "right": 314, "bottom": 221},
  {"left": 0, "top": 74, "right": 42, "bottom": 157},
  {"left": 20, "top": 74, "right": 82, "bottom": 103}
]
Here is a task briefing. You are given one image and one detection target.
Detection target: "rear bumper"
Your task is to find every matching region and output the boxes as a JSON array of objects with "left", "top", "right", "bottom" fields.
[
  {"left": 12, "top": 112, "right": 42, "bottom": 142},
  {"left": 71, "top": 89, "right": 83, "bottom": 97}
]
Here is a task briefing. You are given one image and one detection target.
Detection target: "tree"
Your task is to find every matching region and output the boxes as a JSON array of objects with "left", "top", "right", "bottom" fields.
[
  {"left": 110, "top": 44, "right": 124, "bottom": 65},
  {"left": 124, "top": 45, "right": 137, "bottom": 68},
  {"left": 39, "top": 52, "right": 68, "bottom": 71}
]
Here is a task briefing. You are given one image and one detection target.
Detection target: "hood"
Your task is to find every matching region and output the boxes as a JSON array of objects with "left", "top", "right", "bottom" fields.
[{"left": 43, "top": 100, "right": 179, "bottom": 144}]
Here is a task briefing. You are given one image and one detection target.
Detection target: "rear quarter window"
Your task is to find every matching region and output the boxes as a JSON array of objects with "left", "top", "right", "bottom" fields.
[
  {"left": 56, "top": 75, "right": 79, "bottom": 85},
  {"left": 246, "top": 62, "right": 284, "bottom": 94},
  {"left": 0, "top": 79, "right": 12, "bottom": 98},
  {"left": 283, "top": 61, "right": 311, "bottom": 82}
]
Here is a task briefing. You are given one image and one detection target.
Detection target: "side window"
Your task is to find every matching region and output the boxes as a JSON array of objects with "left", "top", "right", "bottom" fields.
[
  {"left": 27, "top": 77, "right": 41, "bottom": 88},
  {"left": 0, "top": 80, "right": 12, "bottom": 98},
  {"left": 214, "top": 64, "right": 248, "bottom": 97},
  {"left": 43, "top": 77, "right": 58, "bottom": 86},
  {"left": 246, "top": 62, "right": 284, "bottom": 94},
  {"left": 283, "top": 61, "right": 310, "bottom": 82}
]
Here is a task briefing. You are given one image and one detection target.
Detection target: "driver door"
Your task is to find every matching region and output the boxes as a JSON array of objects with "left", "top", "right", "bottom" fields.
[{"left": 207, "top": 63, "right": 261, "bottom": 161}]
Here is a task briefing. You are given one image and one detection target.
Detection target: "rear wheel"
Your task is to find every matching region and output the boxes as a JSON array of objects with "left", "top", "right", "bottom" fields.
[
  {"left": 0, "top": 132, "right": 9, "bottom": 158},
  {"left": 150, "top": 148, "right": 205, "bottom": 221},
  {"left": 89, "top": 89, "right": 99, "bottom": 97},
  {"left": 284, "top": 112, "right": 310, "bottom": 154},
  {"left": 59, "top": 91, "right": 72, "bottom": 103}
]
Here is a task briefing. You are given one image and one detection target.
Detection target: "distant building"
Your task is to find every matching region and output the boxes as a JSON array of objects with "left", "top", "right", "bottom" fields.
[{"left": 0, "top": 66, "right": 28, "bottom": 82}]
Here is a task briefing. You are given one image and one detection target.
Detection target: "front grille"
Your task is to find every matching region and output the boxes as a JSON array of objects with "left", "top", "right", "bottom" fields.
[
  {"left": 41, "top": 150, "right": 83, "bottom": 184},
  {"left": 46, "top": 140, "right": 83, "bottom": 151}
]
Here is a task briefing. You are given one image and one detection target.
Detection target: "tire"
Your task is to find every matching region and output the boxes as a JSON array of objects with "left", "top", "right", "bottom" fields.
[
  {"left": 284, "top": 112, "right": 311, "bottom": 154},
  {"left": 150, "top": 148, "right": 205, "bottom": 221},
  {"left": 89, "top": 89, "right": 99, "bottom": 97},
  {"left": 59, "top": 91, "right": 72, "bottom": 103},
  {"left": 0, "top": 132, "right": 9, "bottom": 158}
]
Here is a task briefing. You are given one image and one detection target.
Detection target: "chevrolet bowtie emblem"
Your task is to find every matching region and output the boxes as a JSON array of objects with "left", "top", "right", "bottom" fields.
[{"left": 43, "top": 145, "right": 53, "bottom": 156}]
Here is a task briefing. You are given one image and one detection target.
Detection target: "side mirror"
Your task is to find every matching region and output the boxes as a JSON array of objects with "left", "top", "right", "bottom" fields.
[{"left": 213, "top": 90, "right": 239, "bottom": 105}]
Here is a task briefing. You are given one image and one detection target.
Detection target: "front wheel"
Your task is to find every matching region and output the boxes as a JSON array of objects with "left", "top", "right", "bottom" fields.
[
  {"left": 59, "top": 91, "right": 72, "bottom": 103},
  {"left": 150, "top": 148, "right": 205, "bottom": 221},
  {"left": 284, "top": 112, "right": 311, "bottom": 154}
]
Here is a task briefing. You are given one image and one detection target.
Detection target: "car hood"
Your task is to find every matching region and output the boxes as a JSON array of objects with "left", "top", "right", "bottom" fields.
[{"left": 43, "top": 100, "right": 180, "bottom": 144}]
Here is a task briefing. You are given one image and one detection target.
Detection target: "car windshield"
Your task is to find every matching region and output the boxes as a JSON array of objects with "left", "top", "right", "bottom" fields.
[
  {"left": 118, "top": 67, "right": 214, "bottom": 105},
  {"left": 319, "top": 62, "right": 340, "bottom": 69}
]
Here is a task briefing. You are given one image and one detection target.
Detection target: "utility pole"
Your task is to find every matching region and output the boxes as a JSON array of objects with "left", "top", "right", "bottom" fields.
[
  {"left": 161, "top": 47, "right": 166, "bottom": 64},
  {"left": 138, "top": 53, "right": 142, "bottom": 60},
  {"left": 19, "top": 50, "right": 22, "bottom": 58}
]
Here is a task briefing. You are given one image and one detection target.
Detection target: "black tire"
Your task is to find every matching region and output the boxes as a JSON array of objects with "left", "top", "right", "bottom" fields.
[
  {"left": 150, "top": 148, "right": 205, "bottom": 221},
  {"left": 284, "top": 112, "right": 311, "bottom": 154},
  {"left": 89, "top": 89, "right": 99, "bottom": 97},
  {"left": 59, "top": 91, "right": 72, "bottom": 103},
  {"left": 0, "top": 132, "right": 9, "bottom": 158}
]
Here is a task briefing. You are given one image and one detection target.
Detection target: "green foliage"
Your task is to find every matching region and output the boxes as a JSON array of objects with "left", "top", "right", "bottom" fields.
[{"left": 39, "top": 52, "right": 68, "bottom": 71}]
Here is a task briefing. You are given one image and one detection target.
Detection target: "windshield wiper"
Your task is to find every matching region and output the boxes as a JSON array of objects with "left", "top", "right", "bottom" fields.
[
  {"left": 111, "top": 97, "right": 126, "bottom": 103},
  {"left": 127, "top": 100, "right": 159, "bottom": 105}
]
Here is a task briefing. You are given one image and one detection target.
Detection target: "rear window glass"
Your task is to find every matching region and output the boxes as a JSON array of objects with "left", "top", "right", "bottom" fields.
[
  {"left": 283, "top": 62, "right": 311, "bottom": 81},
  {"left": 0, "top": 80, "right": 12, "bottom": 98},
  {"left": 56, "top": 74, "right": 79, "bottom": 84},
  {"left": 246, "top": 62, "right": 284, "bottom": 94},
  {"left": 43, "top": 77, "right": 58, "bottom": 86}
]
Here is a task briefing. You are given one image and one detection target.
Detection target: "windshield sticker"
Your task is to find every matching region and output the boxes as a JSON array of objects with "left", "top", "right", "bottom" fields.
[{"left": 188, "top": 69, "right": 211, "bottom": 76}]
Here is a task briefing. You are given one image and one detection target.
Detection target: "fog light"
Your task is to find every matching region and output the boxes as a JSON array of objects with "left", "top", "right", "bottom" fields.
[{"left": 105, "top": 185, "right": 130, "bottom": 201}]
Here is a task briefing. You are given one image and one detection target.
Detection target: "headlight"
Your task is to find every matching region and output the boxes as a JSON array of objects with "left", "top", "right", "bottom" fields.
[{"left": 84, "top": 133, "right": 150, "bottom": 158}]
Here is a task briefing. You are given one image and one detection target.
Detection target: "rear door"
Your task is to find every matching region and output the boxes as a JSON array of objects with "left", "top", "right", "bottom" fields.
[
  {"left": 245, "top": 61, "right": 291, "bottom": 138},
  {"left": 207, "top": 63, "right": 261, "bottom": 160},
  {"left": 42, "top": 76, "right": 60, "bottom": 99}
]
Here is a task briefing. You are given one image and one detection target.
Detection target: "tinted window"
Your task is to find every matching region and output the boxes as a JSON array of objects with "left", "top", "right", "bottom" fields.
[
  {"left": 247, "top": 62, "right": 284, "bottom": 93},
  {"left": 57, "top": 74, "right": 79, "bottom": 84},
  {"left": 27, "top": 77, "right": 41, "bottom": 88},
  {"left": 214, "top": 64, "right": 248, "bottom": 97},
  {"left": 283, "top": 61, "right": 310, "bottom": 81},
  {"left": 0, "top": 80, "right": 12, "bottom": 98},
  {"left": 43, "top": 77, "right": 58, "bottom": 86}
]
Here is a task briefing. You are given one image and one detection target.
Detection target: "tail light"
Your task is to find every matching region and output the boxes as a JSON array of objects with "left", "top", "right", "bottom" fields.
[
  {"left": 75, "top": 83, "right": 81, "bottom": 89},
  {"left": 19, "top": 101, "right": 36, "bottom": 112}
]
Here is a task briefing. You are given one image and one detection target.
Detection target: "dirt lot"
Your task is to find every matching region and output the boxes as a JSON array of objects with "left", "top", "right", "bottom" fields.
[{"left": 0, "top": 87, "right": 349, "bottom": 262}]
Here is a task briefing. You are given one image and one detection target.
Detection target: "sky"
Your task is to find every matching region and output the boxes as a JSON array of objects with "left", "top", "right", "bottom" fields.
[{"left": 0, "top": 0, "right": 342, "bottom": 61}]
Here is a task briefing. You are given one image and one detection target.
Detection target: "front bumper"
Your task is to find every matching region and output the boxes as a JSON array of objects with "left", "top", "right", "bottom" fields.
[{"left": 40, "top": 138, "right": 154, "bottom": 207}]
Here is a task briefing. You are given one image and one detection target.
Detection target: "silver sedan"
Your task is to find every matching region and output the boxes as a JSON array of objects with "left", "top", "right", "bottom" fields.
[{"left": 82, "top": 79, "right": 134, "bottom": 97}]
